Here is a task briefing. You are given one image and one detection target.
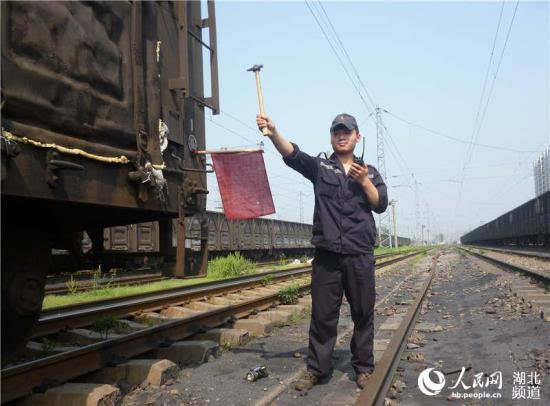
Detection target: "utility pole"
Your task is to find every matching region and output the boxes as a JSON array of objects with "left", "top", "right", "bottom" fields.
[
  {"left": 413, "top": 176, "right": 420, "bottom": 245},
  {"left": 390, "top": 200, "right": 398, "bottom": 248},
  {"left": 376, "top": 106, "right": 392, "bottom": 248},
  {"left": 426, "top": 205, "right": 431, "bottom": 246},
  {"left": 420, "top": 224, "right": 426, "bottom": 245},
  {"left": 299, "top": 191, "right": 303, "bottom": 223}
]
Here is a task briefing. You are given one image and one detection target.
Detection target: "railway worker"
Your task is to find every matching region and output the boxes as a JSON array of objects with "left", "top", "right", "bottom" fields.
[{"left": 256, "top": 113, "right": 388, "bottom": 391}]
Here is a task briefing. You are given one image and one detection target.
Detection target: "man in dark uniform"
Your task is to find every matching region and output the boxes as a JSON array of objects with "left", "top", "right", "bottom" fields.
[{"left": 256, "top": 113, "right": 388, "bottom": 391}]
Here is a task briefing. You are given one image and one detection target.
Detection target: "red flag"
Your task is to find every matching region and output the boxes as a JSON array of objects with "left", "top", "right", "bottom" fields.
[{"left": 211, "top": 151, "right": 275, "bottom": 219}]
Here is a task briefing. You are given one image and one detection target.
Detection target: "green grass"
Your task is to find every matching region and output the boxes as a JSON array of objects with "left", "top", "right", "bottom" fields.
[
  {"left": 44, "top": 253, "right": 261, "bottom": 310},
  {"left": 42, "top": 278, "right": 208, "bottom": 309},
  {"left": 207, "top": 252, "right": 255, "bottom": 279},
  {"left": 278, "top": 282, "right": 300, "bottom": 305},
  {"left": 288, "top": 310, "right": 309, "bottom": 324},
  {"left": 261, "top": 274, "right": 274, "bottom": 286},
  {"left": 91, "top": 315, "right": 120, "bottom": 339}
]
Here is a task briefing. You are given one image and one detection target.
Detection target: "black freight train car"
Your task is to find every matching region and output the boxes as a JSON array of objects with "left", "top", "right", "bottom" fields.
[
  {"left": 69, "top": 213, "right": 315, "bottom": 272},
  {"left": 1, "top": 1, "right": 219, "bottom": 354},
  {"left": 461, "top": 191, "right": 550, "bottom": 248}
]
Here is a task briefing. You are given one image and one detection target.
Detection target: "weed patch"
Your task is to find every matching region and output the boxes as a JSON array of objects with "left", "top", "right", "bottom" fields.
[
  {"left": 207, "top": 252, "right": 255, "bottom": 279},
  {"left": 278, "top": 283, "right": 300, "bottom": 305}
]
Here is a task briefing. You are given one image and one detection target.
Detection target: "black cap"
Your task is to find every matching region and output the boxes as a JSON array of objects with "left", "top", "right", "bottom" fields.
[{"left": 330, "top": 113, "right": 358, "bottom": 132}]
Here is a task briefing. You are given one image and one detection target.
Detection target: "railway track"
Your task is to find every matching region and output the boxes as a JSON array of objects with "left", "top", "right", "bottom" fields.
[
  {"left": 43, "top": 250, "right": 421, "bottom": 296},
  {"left": 355, "top": 254, "right": 438, "bottom": 405},
  {"left": 460, "top": 246, "right": 550, "bottom": 324},
  {"left": 2, "top": 249, "right": 427, "bottom": 403},
  {"left": 45, "top": 273, "right": 167, "bottom": 295},
  {"left": 460, "top": 247, "right": 550, "bottom": 283},
  {"left": 466, "top": 245, "right": 550, "bottom": 260}
]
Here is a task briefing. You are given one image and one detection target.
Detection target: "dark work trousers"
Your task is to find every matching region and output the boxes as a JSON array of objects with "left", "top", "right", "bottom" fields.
[{"left": 306, "top": 248, "right": 376, "bottom": 377}]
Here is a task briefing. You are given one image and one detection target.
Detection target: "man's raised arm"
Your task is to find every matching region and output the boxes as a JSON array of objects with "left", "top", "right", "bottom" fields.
[
  {"left": 256, "top": 115, "right": 294, "bottom": 157},
  {"left": 256, "top": 115, "right": 318, "bottom": 182}
]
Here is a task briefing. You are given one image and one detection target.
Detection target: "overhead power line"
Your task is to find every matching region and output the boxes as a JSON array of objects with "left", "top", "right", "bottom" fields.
[
  {"left": 455, "top": 0, "right": 521, "bottom": 213},
  {"left": 304, "top": 0, "right": 375, "bottom": 117},
  {"left": 384, "top": 110, "right": 538, "bottom": 153},
  {"left": 316, "top": 0, "right": 377, "bottom": 111},
  {"left": 467, "top": 0, "right": 506, "bottom": 161}
]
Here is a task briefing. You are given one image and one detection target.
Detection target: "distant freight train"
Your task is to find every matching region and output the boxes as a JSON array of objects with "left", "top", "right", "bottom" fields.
[
  {"left": 461, "top": 191, "right": 550, "bottom": 248},
  {"left": 64, "top": 211, "right": 411, "bottom": 274}
]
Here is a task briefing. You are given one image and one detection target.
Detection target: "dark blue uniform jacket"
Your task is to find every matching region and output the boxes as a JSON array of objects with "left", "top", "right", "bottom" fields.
[{"left": 283, "top": 143, "right": 388, "bottom": 255}]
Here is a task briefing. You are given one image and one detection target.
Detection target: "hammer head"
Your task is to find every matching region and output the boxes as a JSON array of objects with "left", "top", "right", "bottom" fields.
[{"left": 247, "top": 64, "right": 263, "bottom": 72}]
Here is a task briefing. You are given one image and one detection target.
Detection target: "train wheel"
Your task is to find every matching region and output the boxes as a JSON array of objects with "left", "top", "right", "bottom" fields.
[{"left": 1, "top": 230, "right": 51, "bottom": 359}]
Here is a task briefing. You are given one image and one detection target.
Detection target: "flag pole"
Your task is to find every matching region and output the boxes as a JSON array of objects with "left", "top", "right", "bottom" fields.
[{"left": 193, "top": 148, "right": 264, "bottom": 155}]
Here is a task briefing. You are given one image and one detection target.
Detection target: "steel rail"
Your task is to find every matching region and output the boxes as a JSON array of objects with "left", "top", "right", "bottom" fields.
[
  {"left": 460, "top": 247, "right": 550, "bottom": 284},
  {"left": 2, "top": 285, "right": 311, "bottom": 403},
  {"left": 376, "top": 251, "right": 425, "bottom": 267},
  {"left": 45, "top": 274, "right": 166, "bottom": 295},
  {"left": 466, "top": 245, "right": 550, "bottom": 260},
  {"left": 355, "top": 257, "right": 436, "bottom": 405},
  {"left": 35, "top": 267, "right": 312, "bottom": 337}
]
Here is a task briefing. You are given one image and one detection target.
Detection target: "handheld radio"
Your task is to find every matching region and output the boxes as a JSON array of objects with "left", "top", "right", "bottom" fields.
[{"left": 353, "top": 137, "right": 365, "bottom": 166}]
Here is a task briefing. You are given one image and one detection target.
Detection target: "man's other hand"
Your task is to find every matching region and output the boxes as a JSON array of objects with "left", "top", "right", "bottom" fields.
[{"left": 349, "top": 163, "right": 369, "bottom": 184}]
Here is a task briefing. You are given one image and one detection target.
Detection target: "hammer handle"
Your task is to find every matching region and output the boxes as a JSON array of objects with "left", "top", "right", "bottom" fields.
[{"left": 255, "top": 72, "right": 270, "bottom": 136}]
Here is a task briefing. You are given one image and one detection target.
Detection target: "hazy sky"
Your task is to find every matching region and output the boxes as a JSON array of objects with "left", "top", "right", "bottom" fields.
[{"left": 201, "top": 0, "right": 549, "bottom": 242}]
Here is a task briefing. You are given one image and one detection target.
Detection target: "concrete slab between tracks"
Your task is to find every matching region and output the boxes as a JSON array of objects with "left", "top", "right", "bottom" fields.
[
  {"left": 59, "top": 329, "right": 122, "bottom": 345},
  {"left": 117, "top": 319, "right": 148, "bottom": 330},
  {"left": 160, "top": 306, "right": 200, "bottom": 318},
  {"left": 134, "top": 312, "right": 169, "bottom": 325},
  {"left": 374, "top": 338, "right": 391, "bottom": 364},
  {"left": 209, "top": 296, "right": 241, "bottom": 305},
  {"left": 276, "top": 304, "right": 306, "bottom": 314},
  {"left": 251, "top": 310, "right": 293, "bottom": 325},
  {"left": 254, "top": 287, "right": 280, "bottom": 295},
  {"left": 195, "top": 328, "right": 250, "bottom": 347},
  {"left": 26, "top": 340, "right": 80, "bottom": 354},
  {"left": 152, "top": 340, "right": 220, "bottom": 365},
  {"left": 233, "top": 318, "right": 275, "bottom": 336},
  {"left": 379, "top": 315, "right": 404, "bottom": 330},
  {"left": 187, "top": 301, "right": 225, "bottom": 312},
  {"left": 224, "top": 293, "right": 247, "bottom": 302},
  {"left": 20, "top": 383, "right": 120, "bottom": 406},
  {"left": 87, "top": 359, "right": 179, "bottom": 388}
]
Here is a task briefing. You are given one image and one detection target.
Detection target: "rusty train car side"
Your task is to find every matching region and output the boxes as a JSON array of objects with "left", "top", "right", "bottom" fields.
[
  {"left": 1, "top": 1, "right": 219, "bottom": 355},
  {"left": 91, "top": 213, "right": 315, "bottom": 268}
]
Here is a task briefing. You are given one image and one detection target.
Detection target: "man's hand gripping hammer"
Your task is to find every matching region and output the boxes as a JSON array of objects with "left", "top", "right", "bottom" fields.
[{"left": 247, "top": 64, "right": 270, "bottom": 136}]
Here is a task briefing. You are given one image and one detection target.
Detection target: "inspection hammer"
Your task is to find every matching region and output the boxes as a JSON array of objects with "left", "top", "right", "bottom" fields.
[{"left": 247, "top": 64, "right": 270, "bottom": 136}]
